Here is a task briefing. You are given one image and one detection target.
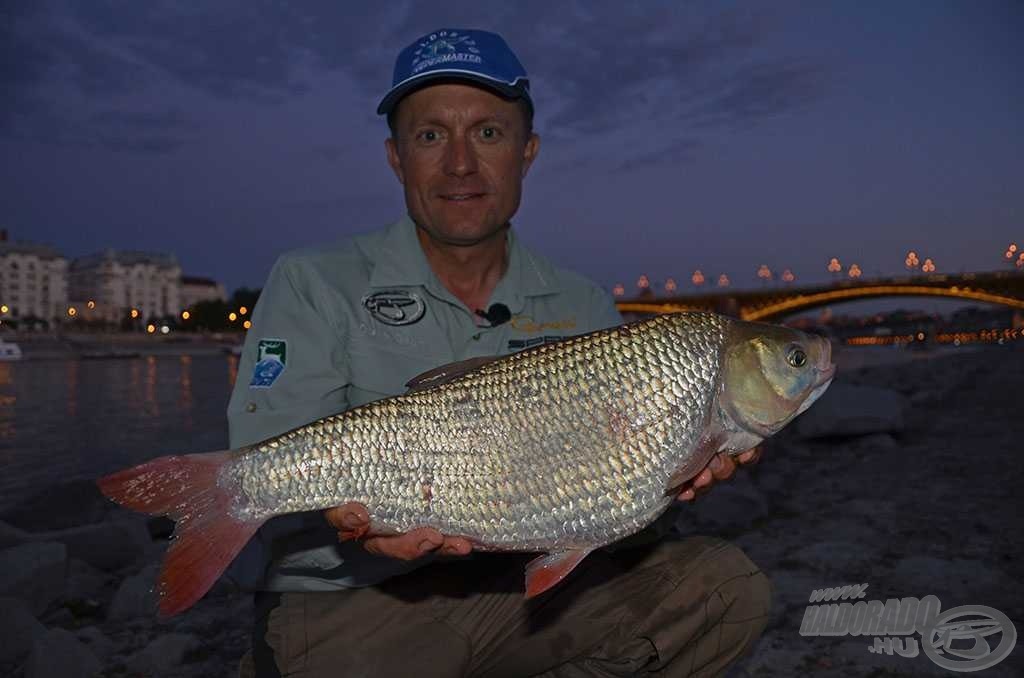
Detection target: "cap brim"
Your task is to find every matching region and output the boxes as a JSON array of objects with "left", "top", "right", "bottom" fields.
[{"left": 377, "top": 71, "right": 530, "bottom": 115}]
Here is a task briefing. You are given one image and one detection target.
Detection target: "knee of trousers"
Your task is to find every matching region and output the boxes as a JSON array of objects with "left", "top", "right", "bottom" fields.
[{"left": 656, "top": 537, "right": 773, "bottom": 620}]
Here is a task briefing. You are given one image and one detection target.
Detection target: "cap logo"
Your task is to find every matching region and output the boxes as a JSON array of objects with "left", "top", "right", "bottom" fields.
[{"left": 412, "top": 31, "right": 481, "bottom": 75}]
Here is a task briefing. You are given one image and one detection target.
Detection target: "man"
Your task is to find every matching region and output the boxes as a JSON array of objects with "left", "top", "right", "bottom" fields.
[{"left": 230, "top": 28, "right": 769, "bottom": 677}]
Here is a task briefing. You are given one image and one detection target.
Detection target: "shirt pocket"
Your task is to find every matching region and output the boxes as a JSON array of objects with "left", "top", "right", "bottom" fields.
[{"left": 346, "top": 339, "right": 449, "bottom": 403}]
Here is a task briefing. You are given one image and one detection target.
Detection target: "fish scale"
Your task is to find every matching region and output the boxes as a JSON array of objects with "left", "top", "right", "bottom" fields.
[{"left": 230, "top": 313, "right": 726, "bottom": 550}]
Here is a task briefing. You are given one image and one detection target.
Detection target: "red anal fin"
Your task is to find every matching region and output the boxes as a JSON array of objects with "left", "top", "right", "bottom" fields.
[
  {"left": 97, "top": 451, "right": 264, "bottom": 617},
  {"left": 524, "top": 548, "right": 593, "bottom": 598},
  {"left": 405, "top": 355, "right": 502, "bottom": 392}
]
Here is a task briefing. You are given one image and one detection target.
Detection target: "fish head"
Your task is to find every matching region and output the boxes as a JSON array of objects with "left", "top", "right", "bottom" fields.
[{"left": 721, "top": 321, "right": 835, "bottom": 438}]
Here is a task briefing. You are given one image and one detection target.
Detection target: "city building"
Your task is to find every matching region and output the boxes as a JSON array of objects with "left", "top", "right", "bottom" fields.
[
  {"left": 181, "top": 275, "right": 227, "bottom": 309},
  {"left": 0, "top": 230, "right": 69, "bottom": 325},
  {"left": 69, "top": 249, "right": 182, "bottom": 322}
]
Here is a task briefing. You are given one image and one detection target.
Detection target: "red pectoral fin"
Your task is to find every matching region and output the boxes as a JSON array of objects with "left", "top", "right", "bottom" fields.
[{"left": 524, "top": 548, "right": 593, "bottom": 598}]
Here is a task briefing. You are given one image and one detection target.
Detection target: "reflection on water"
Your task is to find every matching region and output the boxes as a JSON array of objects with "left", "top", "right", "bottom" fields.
[
  {"left": 180, "top": 355, "right": 193, "bottom": 432},
  {"left": 0, "top": 355, "right": 239, "bottom": 509},
  {"left": 0, "top": 363, "right": 14, "bottom": 441}
]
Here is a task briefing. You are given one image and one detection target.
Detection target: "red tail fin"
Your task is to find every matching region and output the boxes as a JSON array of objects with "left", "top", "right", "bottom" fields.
[{"left": 97, "top": 451, "right": 263, "bottom": 617}]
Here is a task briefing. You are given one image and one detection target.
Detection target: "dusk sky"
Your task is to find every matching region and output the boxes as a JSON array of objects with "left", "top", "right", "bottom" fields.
[{"left": 4, "top": 1, "right": 1021, "bottom": 298}]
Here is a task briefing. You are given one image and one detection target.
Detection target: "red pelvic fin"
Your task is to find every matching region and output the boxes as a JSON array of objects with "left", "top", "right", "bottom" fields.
[
  {"left": 524, "top": 548, "right": 593, "bottom": 599},
  {"left": 97, "top": 452, "right": 263, "bottom": 617}
]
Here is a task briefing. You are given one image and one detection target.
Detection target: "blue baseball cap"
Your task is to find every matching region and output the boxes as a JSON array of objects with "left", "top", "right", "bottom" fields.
[{"left": 377, "top": 28, "right": 532, "bottom": 116}]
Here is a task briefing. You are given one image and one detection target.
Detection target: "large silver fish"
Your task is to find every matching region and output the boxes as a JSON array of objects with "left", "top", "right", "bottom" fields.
[{"left": 99, "top": 312, "right": 834, "bottom": 616}]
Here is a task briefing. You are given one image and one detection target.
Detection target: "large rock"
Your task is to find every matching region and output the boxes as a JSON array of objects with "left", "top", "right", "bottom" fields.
[
  {"left": 74, "top": 626, "right": 114, "bottom": 663},
  {"left": 25, "top": 628, "right": 101, "bottom": 678},
  {"left": 793, "top": 382, "right": 908, "bottom": 439},
  {"left": 0, "top": 596, "right": 46, "bottom": 667},
  {"left": 108, "top": 567, "right": 158, "bottom": 620},
  {"left": 0, "top": 542, "right": 67, "bottom": 615},
  {"left": 0, "top": 519, "right": 28, "bottom": 549},
  {"left": 127, "top": 633, "right": 200, "bottom": 676},
  {"left": 0, "top": 479, "right": 114, "bottom": 531},
  {"left": 47, "top": 518, "right": 152, "bottom": 571}
]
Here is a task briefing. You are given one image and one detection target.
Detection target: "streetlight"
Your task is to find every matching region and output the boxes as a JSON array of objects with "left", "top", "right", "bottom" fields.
[
  {"left": 827, "top": 258, "right": 842, "bottom": 275},
  {"left": 717, "top": 274, "right": 730, "bottom": 287},
  {"left": 848, "top": 264, "right": 862, "bottom": 279},
  {"left": 239, "top": 306, "right": 248, "bottom": 315},
  {"left": 922, "top": 258, "right": 936, "bottom": 273},
  {"left": 691, "top": 270, "right": 705, "bottom": 287},
  {"left": 636, "top": 274, "right": 650, "bottom": 290},
  {"left": 228, "top": 312, "right": 238, "bottom": 322},
  {"left": 181, "top": 310, "right": 190, "bottom": 320},
  {"left": 0, "top": 305, "right": 8, "bottom": 314},
  {"left": 756, "top": 264, "right": 772, "bottom": 284},
  {"left": 1017, "top": 252, "right": 1024, "bottom": 269},
  {"left": 612, "top": 283, "right": 625, "bottom": 297},
  {"left": 243, "top": 320, "right": 252, "bottom": 330},
  {"left": 905, "top": 251, "right": 920, "bottom": 270},
  {"left": 781, "top": 269, "right": 795, "bottom": 283},
  {"left": 664, "top": 278, "right": 677, "bottom": 293}
]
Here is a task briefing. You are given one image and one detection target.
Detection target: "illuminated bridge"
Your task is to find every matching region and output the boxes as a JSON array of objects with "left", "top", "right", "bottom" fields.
[{"left": 615, "top": 270, "right": 1024, "bottom": 321}]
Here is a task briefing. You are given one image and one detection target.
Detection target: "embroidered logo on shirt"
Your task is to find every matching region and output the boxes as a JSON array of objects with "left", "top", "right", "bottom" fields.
[
  {"left": 250, "top": 338, "right": 287, "bottom": 388},
  {"left": 362, "top": 290, "right": 426, "bottom": 326}
]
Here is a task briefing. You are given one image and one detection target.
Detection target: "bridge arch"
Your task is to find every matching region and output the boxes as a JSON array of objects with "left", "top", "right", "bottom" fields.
[{"left": 742, "top": 285, "right": 1024, "bottom": 321}]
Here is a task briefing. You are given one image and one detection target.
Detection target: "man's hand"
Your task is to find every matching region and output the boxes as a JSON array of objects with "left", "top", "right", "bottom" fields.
[
  {"left": 676, "top": 446, "right": 762, "bottom": 502},
  {"left": 324, "top": 502, "right": 473, "bottom": 560}
]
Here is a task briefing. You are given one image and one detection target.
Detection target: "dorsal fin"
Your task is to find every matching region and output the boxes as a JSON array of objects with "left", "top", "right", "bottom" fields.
[{"left": 405, "top": 355, "right": 503, "bottom": 392}]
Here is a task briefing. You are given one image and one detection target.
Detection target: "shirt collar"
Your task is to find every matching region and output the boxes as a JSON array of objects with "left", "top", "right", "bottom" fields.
[{"left": 368, "top": 215, "right": 564, "bottom": 305}]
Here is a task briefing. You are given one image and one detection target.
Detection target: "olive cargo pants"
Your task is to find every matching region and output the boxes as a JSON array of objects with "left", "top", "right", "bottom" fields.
[{"left": 240, "top": 536, "right": 771, "bottom": 677}]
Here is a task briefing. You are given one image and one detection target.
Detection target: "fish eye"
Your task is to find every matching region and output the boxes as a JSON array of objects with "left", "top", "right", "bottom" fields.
[{"left": 787, "top": 347, "right": 807, "bottom": 368}]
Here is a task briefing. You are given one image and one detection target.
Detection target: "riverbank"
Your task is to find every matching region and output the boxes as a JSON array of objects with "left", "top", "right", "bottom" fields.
[
  {"left": 1, "top": 343, "right": 1020, "bottom": 676},
  {"left": 3, "top": 332, "right": 242, "bottom": 360}
]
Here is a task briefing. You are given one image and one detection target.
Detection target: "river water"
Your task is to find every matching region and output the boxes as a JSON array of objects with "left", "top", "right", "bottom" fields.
[{"left": 0, "top": 355, "right": 239, "bottom": 510}]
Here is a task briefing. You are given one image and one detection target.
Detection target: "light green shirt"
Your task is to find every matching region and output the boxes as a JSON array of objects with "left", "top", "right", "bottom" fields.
[{"left": 225, "top": 216, "right": 622, "bottom": 591}]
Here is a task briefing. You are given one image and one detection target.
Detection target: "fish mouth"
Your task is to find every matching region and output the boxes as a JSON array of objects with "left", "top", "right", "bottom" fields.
[{"left": 797, "top": 343, "right": 836, "bottom": 416}]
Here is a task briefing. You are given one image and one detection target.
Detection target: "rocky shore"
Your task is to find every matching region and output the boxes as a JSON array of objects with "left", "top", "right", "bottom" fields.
[{"left": 1, "top": 343, "right": 1021, "bottom": 677}]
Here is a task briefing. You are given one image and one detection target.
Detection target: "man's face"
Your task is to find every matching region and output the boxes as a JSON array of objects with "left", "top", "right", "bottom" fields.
[{"left": 385, "top": 83, "right": 540, "bottom": 247}]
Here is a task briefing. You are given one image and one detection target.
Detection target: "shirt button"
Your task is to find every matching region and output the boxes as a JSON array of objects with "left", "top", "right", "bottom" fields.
[{"left": 246, "top": 402, "right": 258, "bottom": 413}]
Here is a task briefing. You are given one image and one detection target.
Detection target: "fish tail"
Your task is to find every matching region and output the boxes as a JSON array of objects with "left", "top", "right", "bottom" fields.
[{"left": 97, "top": 451, "right": 263, "bottom": 617}]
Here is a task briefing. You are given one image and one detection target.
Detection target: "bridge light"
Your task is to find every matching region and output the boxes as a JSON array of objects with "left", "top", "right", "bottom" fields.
[
  {"left": 612, "top": 283, "right": 625, "bottom": 297},
  {"left": 717, "top": 274, "right": 730, "bottom": 287},
  {"left": 757, "top": 264, "right": 772, "bottom": 283},
  {"left": 664, "top": 278, "right": 677, "bottom": 293},
  {"left": 636, "top": 274, "right": 650, "bottom": 290},
  {"left": 781, "top": 269, "right": 795, "bottom": 283},
  {"left": 827, "top": 258, "right": 842, "bottom": 273},
  {"left": 691, "top": 270, "right": 705, "bottom": 286}
]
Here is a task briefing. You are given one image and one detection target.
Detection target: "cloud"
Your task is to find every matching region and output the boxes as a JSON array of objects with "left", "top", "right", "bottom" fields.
[{"left": 2, "top": 1, "right": 828, "bottom": 163}]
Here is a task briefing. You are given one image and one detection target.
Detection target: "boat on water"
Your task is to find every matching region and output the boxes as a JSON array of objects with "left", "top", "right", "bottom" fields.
[{"left": 0, "top": 339, "right": 23, "bottom": 361}]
